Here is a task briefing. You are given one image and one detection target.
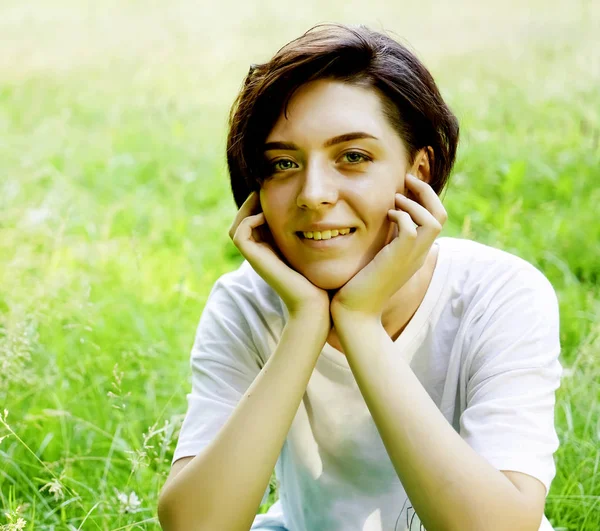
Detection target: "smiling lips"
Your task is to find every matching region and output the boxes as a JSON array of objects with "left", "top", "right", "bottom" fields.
[
  {"left": 300, "top": 228, "right": 355, "bottom": 240},
  {"left": 296, "top": 228, "right": 358, "bottom": 249}
]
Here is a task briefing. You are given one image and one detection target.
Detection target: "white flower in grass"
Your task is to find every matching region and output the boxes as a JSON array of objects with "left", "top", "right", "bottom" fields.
[
  {"left": 40, "top": 477, "right": 65, "bottom": 501},
  {"left": 0, "top": 517, "right": 27, "bottom": 531},
  {"left": 114, "top": 489, "right": 142, "bottom": 513},
  {"left": 1, "top": 505, "right": 27, "bottom": 530}
]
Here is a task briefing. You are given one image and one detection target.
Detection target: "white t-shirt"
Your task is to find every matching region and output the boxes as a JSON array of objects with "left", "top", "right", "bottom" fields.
[{"left": 173, "top": 236, "right": 562, "bottom": 531}]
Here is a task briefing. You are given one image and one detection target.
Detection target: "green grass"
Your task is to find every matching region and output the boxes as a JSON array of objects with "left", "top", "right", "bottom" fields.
[{"left": 1, "top": 1, "right": 599, "bottom": 529}]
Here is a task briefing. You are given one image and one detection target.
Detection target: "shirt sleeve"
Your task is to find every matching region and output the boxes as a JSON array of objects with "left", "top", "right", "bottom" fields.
[
  {"left": 459, "top": 265, "right": 563, "bottom": 495},
  {"left": 172, "top": 276, "right": 271, "bottom": 505}
]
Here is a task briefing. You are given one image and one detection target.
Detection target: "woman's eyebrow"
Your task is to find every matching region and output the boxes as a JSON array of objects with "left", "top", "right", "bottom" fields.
[{"left": 263, "top": 132, "right": 379, "bottom": 152}]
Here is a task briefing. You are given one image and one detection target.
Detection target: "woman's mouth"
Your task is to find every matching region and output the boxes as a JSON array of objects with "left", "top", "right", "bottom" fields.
[{"left": 296, "top": 228, "right": 357, "bottom": 248}]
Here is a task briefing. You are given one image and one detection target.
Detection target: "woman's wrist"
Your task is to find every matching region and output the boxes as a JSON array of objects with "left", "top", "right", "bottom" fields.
[{"left": 288, "top": 304, "right": 331, "bottom": 332}]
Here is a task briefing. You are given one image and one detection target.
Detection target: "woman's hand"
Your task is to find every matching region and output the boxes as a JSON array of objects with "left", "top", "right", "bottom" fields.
[
  {"left": 229, "top": 191, "right": 331, "bottom": 321},
  {"left": 330, "top": 174, "right": 448, "bottom": 321}
]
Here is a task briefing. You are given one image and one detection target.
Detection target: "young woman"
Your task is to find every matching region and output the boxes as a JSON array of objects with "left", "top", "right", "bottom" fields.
[{"left": 158, "top": 23, "right": 562, "bottom": 531}]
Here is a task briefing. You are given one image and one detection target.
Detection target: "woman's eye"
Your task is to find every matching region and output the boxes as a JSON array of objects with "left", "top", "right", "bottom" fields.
[
  {"left": 270, "top": 159, "right": 298, "bottom": 172},
  {"left": 342, "top": 151, "right": 371, "bottom": 164},
  {"left": 269, "top": 152, "right": 371, "bottom": 174}
]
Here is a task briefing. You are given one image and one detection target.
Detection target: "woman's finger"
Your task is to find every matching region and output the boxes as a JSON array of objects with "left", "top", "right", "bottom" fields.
[
  {"left": 388, "top": 209, "right": 418, "bottom": 239},
  {"left": 228, "top": 191, "right": 260, "bottom": 239},
  {"left": 395, "top": 194, "right": 443, "bottom": 233},
  {"left": 232, "top": 211, "right": 265, "bottom": 244},
  {"left": 405, "top": 175, "right": 448, "bottom": 225}
]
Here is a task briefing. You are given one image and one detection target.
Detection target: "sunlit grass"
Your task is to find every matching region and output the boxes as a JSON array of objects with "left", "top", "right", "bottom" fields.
[{"left": 1, "top": 1, "right": 599, "bottom": 529}]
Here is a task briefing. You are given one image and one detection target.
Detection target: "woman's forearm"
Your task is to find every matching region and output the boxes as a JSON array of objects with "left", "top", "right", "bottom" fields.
[
  {"left": 332, "top": 314, "right": 539, "bottom": 531},
  {"left": 158, "top": 310, "right": 329, "bottom": 531}
]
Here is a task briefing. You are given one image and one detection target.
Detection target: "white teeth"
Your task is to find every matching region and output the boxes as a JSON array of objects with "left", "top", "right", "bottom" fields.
[{"left": 302, "top": 228, "right": 353, "bottom": 240}]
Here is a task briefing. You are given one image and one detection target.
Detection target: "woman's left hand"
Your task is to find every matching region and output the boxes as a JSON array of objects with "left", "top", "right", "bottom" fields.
[{"left": 330, "top": 173, "right": 448, "bottom": 321}]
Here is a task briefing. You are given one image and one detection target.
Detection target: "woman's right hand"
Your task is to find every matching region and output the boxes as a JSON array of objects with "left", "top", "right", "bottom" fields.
[{"left": 228, "top": 191, "right": 331, "bottom": 322}]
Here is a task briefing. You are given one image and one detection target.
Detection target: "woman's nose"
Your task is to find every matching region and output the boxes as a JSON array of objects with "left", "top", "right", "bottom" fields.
[{"left": 296, "top": 163, "right": 339, "bottom": 209}]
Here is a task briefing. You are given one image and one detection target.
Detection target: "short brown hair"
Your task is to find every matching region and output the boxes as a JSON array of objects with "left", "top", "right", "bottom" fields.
[{"left": 226, "top": 23, "right": 459, "bottom": 209}]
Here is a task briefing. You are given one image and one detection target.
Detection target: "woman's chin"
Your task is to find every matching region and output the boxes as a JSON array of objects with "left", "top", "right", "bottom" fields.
[
  {"left": 287, "top": 257, "right": 359, "bottom": 290},
  {"left": 303, "top": 270, "right": 353, "bottom": 291}
]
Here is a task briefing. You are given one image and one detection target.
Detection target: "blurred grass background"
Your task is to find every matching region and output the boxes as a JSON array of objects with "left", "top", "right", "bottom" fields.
[{"left": 0, "top": 0, "right": 599, "bottom": 529}]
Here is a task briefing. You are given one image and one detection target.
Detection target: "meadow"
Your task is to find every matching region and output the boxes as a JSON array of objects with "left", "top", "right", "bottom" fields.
[{"left": 1, "top": 0, "right": 599, "bottom": 529}]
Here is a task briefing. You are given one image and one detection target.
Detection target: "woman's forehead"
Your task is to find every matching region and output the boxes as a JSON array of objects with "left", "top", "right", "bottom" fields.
[
  {"left": 279, "top": 80, "right": 383, "bottom": 118},
  {"left": 266, "top": 82, "right": 392, "bottom": 145}
]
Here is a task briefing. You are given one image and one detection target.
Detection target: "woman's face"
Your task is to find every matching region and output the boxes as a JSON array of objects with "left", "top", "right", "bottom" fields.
[{"left": 260, "top": 79, "right": 419, "bottom": 290}]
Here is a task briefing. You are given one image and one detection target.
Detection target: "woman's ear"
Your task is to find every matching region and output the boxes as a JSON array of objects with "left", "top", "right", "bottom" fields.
[
  {"left": 413, "top": 147, "right": 433, "bottom": 183},
  {"left": 406, "top": 147, "right": 433, "bottom": 201}
]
